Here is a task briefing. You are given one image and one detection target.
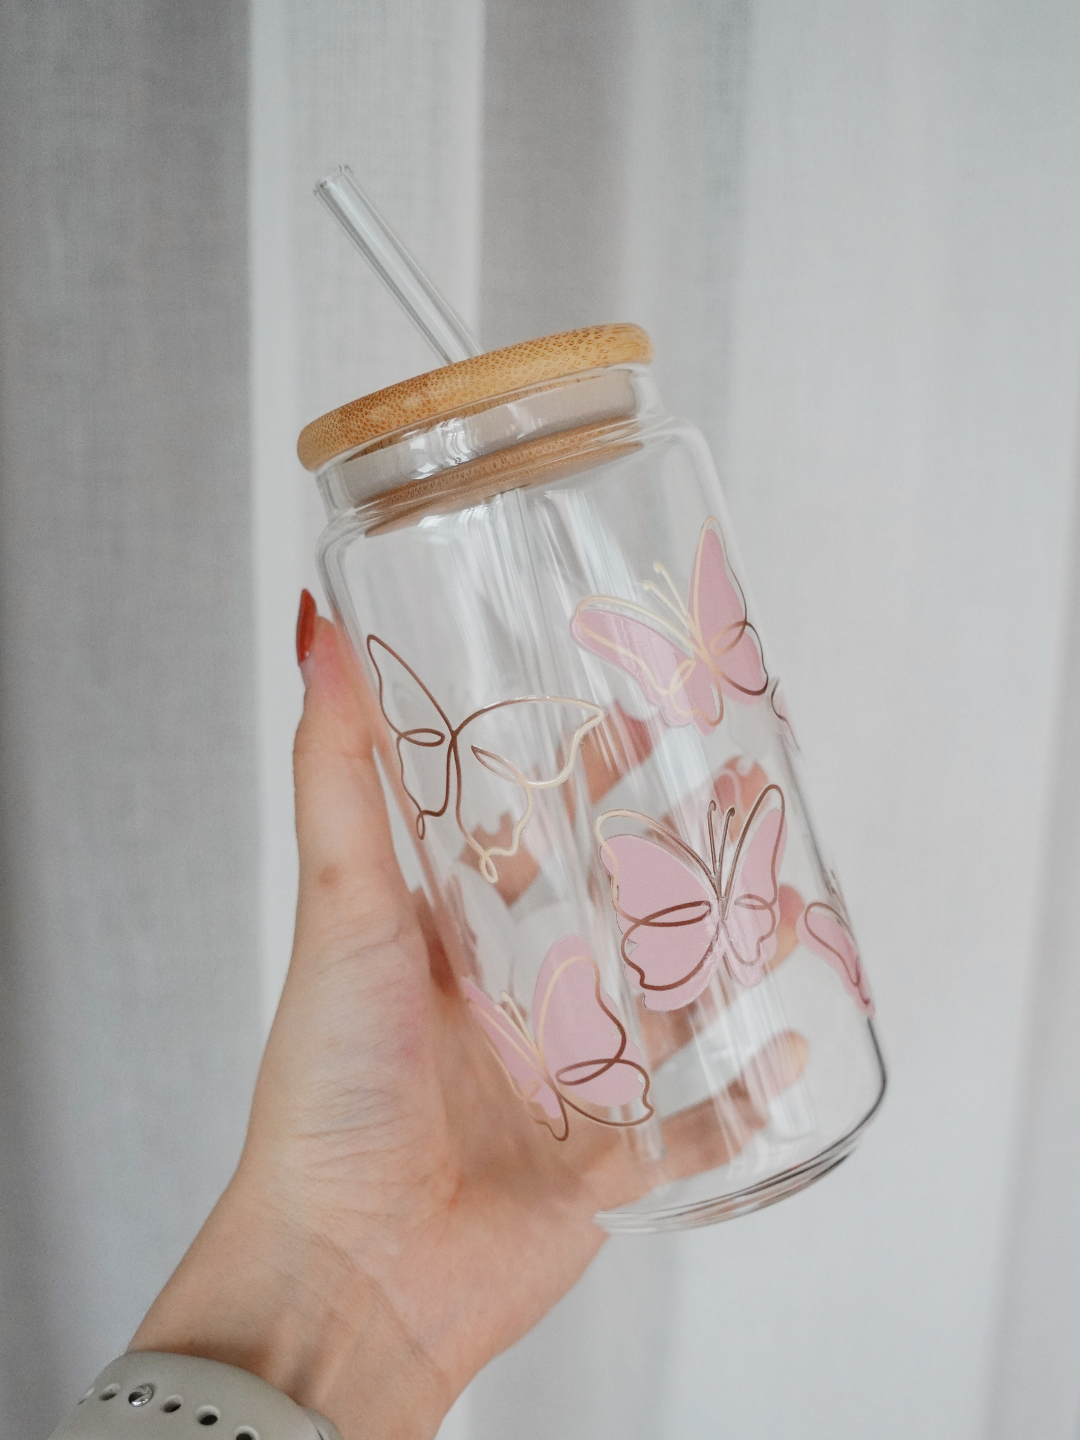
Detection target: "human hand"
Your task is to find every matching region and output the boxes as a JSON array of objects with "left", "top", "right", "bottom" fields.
[{"left": 132, "top": 597, "right": 806, "bottom": 1439}]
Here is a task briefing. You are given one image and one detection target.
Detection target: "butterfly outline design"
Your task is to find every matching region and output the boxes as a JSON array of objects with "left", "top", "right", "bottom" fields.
[
  {"left": 367, "top": 634, "right": 605, "bottom": 884},
  {"left": 461, "top": 936, "right": 654, "bottom": 1140},
  {"left": 796, "top": 873, "right": 874, "bottom": 1016},
  {"left": 571, "top": 516, "right": 768, "bottom": 734},
  {"left": 596, "top": 782, "right": 788, "bottom": 1010},
  {"left": 769, "top": 678, "right": 799, "bottom": 750}
]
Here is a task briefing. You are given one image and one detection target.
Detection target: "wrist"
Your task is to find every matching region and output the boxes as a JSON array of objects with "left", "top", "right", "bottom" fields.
[{"left": 130, "top": 1170, "right": 451, "bottom": 1440}]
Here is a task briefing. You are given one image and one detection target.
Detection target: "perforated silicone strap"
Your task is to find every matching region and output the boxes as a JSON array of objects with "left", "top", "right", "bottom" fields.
[{"left": 48, "top": 1352, "right": 344, "bottom": 1440}]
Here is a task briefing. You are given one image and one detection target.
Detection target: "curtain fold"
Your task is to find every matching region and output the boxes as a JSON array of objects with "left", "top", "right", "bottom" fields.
[
  {"left": 480, "top": 0, "right": 752, "bottom": 471},
  {"left": 693, "top": 4, "right": 1080, "bottom": 1435},
  {"left": 0, "top": 3, "right": 255, "bottom": 1434},
  {"left": 987, "top": 447, "right": 1080, "bottom": 1438},
  {"left": 4, "top": 3, "right": 1080, "bottom": 1438}
]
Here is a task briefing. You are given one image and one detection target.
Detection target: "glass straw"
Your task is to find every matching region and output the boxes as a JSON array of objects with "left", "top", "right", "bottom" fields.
[{"left": 315, "top": 165, "right": 481, "bottom": 366}]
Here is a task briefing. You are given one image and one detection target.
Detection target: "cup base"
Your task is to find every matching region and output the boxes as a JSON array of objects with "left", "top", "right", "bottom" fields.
[{"left": 594, "top": 1092, "right": 883, "bottom": 1234}]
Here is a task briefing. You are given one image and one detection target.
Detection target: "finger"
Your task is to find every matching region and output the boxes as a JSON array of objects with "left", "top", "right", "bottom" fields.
[
  {"left": 583, "top": 1029, "right": 808, "bottom": 1212},
  {"left": 458, "top": 811, "right": 545, "bottom": 905},
  {"left": 411, "top": 887, "right": 458, "bottom": 997},
  {"left": 658, "top": 1029, "right": 808, "bottom": 1183},
  {"left": 689, "top": 757, "right": 770, "bottom": 838},
  {"left": 575, "top": 703, "right": 656, "bottom": 807},
  {"left": 633, "top": 883, "right": 804, "bottom": 1070},
  {"left": 457, "top": 704, "right": 654, "bottom": 904},
  {"left": 292, "top": 598, "right": 417, "bottom": 963}
]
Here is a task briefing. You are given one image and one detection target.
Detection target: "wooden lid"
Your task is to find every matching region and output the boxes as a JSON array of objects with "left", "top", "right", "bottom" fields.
[{"left": 296, "top": 322, "right": 652, "bottom": 472}]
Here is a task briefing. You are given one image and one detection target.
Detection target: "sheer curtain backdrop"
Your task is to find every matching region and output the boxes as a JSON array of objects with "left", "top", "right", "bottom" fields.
[
  {"left": 0, "top": 5, "right": 257, "bottom": 1437},
  {"left": 2, "top": 2, "right": 1080, "bottom": 1438}
]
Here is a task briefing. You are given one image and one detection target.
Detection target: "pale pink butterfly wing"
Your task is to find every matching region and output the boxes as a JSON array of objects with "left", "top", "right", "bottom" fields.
[
  {"left": 461, "top": 978, "right": 567, "bottom": 1137},
  {"left": 532, "top": 936, "right": 647, "bottom": 1110},
  {"left": 598, "top": 825, "right": 721, "bottom": 1010},
  {"left": 721, "top": 784, "right": 787, "bottom": 987},
  {"left": 796, "top": 902, "right": 874, "bottom": 1015},
  {"left": 571, "top": 605, "right": 720, "bottom": 734},
  {"left": 689, "top": 520, "right": 768, "bottom": 704}
]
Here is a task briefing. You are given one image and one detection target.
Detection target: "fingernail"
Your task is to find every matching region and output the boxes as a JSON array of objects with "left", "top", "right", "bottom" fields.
[{"left": 296, "top": 589, "right": 317, "bottom": 686}]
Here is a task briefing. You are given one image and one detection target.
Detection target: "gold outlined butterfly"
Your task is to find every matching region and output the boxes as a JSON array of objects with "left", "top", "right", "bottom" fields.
[
  {"left": 597, "top": 783, "right": 787, "bottom": 1010},
  {"left": 462, "top": 935, "right": 653, "bottom": 1140},
  {"left": 571, "top": 517, "right": 768, "bottom": 734},
  {"left": 367, "top": 635, "right": 604, "bottom": 883}
]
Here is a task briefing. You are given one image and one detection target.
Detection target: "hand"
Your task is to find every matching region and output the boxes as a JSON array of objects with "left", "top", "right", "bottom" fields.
[{"left": 132, "top": 597, "right": 806, "bottom": 1439}]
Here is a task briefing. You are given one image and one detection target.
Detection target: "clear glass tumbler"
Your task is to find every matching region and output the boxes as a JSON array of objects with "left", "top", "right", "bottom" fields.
[{"left": 298, "top": 324, "right": 886, "bottom": 1232}]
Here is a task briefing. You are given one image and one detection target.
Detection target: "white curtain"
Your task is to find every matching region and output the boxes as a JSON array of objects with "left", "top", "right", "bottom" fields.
[
  {"left": 4, "top": 2, "right": 1080, "bottom": 1436},
  {"left": 0, "top": 4, "right": 257, "bottom": 1436}
]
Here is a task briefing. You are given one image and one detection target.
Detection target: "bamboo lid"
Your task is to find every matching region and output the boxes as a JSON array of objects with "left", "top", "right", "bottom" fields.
[{"left": 296, "top": 322, "right": 652, "bottom": 472}]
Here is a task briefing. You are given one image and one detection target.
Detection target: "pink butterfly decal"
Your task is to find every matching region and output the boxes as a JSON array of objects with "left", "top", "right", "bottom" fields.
[
  {"left": 367, "top": 635, "right": 604, "bottom": 883},
  {"left": 596, "top": 783, "right": 787, "bottom": 1011},
  {"left": 796, "top": 878, "right": 874, "bottom": 1016},
  {"left": 571, "top": 517, "right": 767, "bottom": 734},
  {"left": 461, "top": 936, "right": 653, "bottom": 1140}
]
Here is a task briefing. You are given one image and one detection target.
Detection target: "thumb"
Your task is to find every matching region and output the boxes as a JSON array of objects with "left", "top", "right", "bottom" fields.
[{"left": 292, "top": 592, "right": 416, "bottom": 960}]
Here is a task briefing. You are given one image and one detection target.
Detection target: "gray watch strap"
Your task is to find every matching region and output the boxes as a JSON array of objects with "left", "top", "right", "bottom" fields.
[{"left": 48, "top": 1352, "right": 344, "bottom": 1440}]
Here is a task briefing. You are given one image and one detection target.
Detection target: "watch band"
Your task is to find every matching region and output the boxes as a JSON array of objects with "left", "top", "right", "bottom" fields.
[{"left": 48, "top": 1352, "right": 344, "bottom": 1440}]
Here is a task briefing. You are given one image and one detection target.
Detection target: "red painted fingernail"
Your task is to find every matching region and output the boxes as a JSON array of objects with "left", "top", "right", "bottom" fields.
[{"left": 296, "top": 589, "right": 317, "bottom": 674}]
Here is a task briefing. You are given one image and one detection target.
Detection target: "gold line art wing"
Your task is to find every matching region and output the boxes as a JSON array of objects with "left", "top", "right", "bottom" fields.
[
  {"left": 596, "top": 810, "right": 722, "bottom": 1011},
  {"left": 572, "top": 596, "right": 722, "bottom": 733},
  {"left": 367, "top": 635, "right": 604, "bottom": 883},
  {"left": 796, "top": 874, "right": 874, "bottom": 1015},
  {"left": 719, "top": 783, "right": 787, "bottom": 986},
  {"left": 596, "top": 782, "right": 787, "bottom": 1010},
  {"left": 571, "top": 517, "right": 768, "bottom": 735},
  {"left": 462, "top": 934, "right": 653, "bottom": 1139}
]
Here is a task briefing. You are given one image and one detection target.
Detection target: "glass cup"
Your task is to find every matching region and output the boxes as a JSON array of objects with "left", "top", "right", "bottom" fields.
[{"left": 298, "top": 324, "right": 886, "bottom": 1232}]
